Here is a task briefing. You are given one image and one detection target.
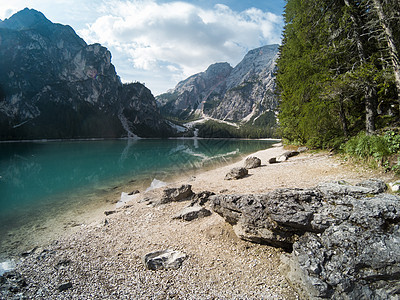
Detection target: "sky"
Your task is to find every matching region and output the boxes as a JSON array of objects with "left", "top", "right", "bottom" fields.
[{"left": 0, "top": 0, "right": 285, "bottom": 95}]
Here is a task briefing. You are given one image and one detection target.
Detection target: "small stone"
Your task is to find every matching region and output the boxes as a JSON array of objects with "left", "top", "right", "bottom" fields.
[
  {"left": 58, "top": 282, "right": 72, "bottom": 292},
  {"left": 389, "top": 181, "right": 400, "bottom": 192},
  {"left": 268, "top": 157, "right": 279, "bottom": 164},
  {"left": 104, "top": 210, "right": 116, "bottom": 216},
  {"left": 143, "top": 250, "right": 187, "bottom": 270},
  {"left": 128, "top": 190, "right": 140, "bottom": 195},
  {"left": 21, "top": 247, "right": 38, "bottom": 257}
]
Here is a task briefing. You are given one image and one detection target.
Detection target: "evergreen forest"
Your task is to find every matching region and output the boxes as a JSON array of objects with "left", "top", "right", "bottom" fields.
[{"left": 276, "top": 0, "right": 400, "bottom": 148}]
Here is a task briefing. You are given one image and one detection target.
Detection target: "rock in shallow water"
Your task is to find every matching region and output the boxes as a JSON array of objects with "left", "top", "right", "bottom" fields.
[
  {"left": 143, "top": 250, "right": 187, "bottom": 270},
  {"left": 211, "top": 179, "right": 400, "bottom": 299}
]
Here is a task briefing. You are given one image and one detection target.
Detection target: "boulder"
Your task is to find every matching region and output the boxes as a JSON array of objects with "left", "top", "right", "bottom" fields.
[
  {"left": 189, "top": 191, "right": 215, "bottom": 206},
  {"left": 276, "top": 150, "right": 299, "bottom": 162},
  {"left": 211, "top": 189, "right": 322, "bottom": 250},
  {"left": 244, "top": 156, "right": 261, "bottom": 169},
  {"left": 224, "top": 167, "right": 248, "bottom": 180},
  {"left": 211, "top": 179, "right": 400, "bottom": 299},
  {"left": 143, "top": 249, "right": 187, "bottom": 270},
  {"left": 159, "top": 184, "right": 194, "bottom": 204},
  {"left": 173, "top": 205, "right": 212, "bottom": 221}
]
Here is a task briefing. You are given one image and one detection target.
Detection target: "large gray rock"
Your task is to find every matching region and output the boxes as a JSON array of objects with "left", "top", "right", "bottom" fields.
[
  {"left": 143, "top": 250, "right": 187, "bottom": 270},
  {"left": 224, "top": 167, "right": 248, "bottom": 180},
  {"left": 211, "top": 189, "right": 322, "bottom": 250},
  {"left": 211, "top": 179, "right": 400, "bottom": 299},
  {"left": 244, "top": 156, "right": 261, "bottom": 169},
  {"left": 159, "top": 184, "right": 194, "bottom": 204}
]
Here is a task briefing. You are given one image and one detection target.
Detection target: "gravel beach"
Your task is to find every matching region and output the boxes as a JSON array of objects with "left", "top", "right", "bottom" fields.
[{"left": 5, "top": 144, "right": 395, "bottom": 299}]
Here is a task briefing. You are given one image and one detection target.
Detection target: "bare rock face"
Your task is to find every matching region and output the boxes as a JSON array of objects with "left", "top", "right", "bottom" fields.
[
  {"left": 224, "top": 167, "right": 248, "bottom": 180},
  {"left": 211, "top": 179, "right": 400, "bottom": 299},
  {"left": 244, "top": 156, "right": 261, "bottom": 169},
  {"left": 157, "top": 45, "right": 279, "bottom": 124},
  {"left": 143, "top": 250, "right": 187, "bottom": 270},
  {"left": 0, "top": 8, "right": 172, "bottom": 140}
]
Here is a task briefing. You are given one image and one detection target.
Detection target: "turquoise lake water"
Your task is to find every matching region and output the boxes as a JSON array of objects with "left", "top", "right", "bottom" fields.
[{"left": 0, "top": 138, "right": 276, "bottom": 257}]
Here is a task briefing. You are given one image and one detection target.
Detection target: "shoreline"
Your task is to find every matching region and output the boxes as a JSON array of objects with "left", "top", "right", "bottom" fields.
[
  {"left": 0, "top": 137, "right": 281, "bottom": 144},
  {"left": 0, "top": 140, "right": 278, "bottom": 260},
  {"left": 3, "top": 145, "right": 397, "bottom": 298}
]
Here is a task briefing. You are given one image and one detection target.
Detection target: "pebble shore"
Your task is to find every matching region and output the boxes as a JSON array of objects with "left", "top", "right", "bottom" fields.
[{"left": 6, "top": 145, "right": 395, "bottom": 299}]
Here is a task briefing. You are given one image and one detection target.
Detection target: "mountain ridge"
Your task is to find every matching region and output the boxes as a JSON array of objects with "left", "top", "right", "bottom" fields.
[
  {"left": 156, "top": 44, "right": 279, "bottom": 131},
  {"left": 0, "top": 8, "right": 172, "bottom": 140}
]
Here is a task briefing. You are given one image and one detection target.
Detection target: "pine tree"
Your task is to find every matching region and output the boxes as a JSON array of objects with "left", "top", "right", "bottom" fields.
[
  {"left": 372, "top": 0, "right": 400, "bottom": 111},
  {"left": 276, "top": 0, "right": 398, "bottom": 146}
]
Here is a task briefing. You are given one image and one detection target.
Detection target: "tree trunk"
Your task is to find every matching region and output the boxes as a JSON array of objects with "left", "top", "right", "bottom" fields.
[
  {"left": 372, "top": 0, "right": 400, "bottom": 114},
  {"left": 339, "top": 95, "right": 349, "bottom": 137},
  {"left": 343, "top": 0, "right": 377, "bottom": 134},
  {"left": 365, "top": 86, "right": 377, "bottom": 134}
]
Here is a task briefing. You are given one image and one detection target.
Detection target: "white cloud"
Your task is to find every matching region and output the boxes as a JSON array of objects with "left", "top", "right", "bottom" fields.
[
  {"left": 0, "top": 0, "right": 283, "bottom": 95},
  {"left": 78, "top": 0, "right": 283, "bottom": 94}
]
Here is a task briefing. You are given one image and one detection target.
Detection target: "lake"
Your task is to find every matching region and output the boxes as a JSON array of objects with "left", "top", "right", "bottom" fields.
[{"left": 0, "top": 138, "right": 277, "bottom": 258}]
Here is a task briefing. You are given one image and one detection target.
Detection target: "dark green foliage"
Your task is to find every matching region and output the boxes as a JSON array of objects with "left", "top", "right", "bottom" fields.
[
  {"left": 342, "top": 130, "right": 400, "bottom": 173},
  {"left": 276, "top": 0, "right": 400, "bottom": 148}
]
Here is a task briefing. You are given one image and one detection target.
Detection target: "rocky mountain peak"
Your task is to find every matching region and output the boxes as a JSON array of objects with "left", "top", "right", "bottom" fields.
[
  {"left": 0, "top": 9, "right": 172, "bottom": 140},
  {"left": 204, "top": 62, "right": 233, "bottom": 78},
  {"left": 0, "top": 8, "right": 51, "bottom": 30},
  {"left": 226, "top": 44, "right": 279, "bottom": 90},
  {"left": 157, "top": 44, "right": 280, "bottom": 128}
]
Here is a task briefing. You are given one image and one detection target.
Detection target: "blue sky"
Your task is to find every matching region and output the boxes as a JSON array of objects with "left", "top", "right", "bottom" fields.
[{"left": 0, "top": 0, "right": 285, "bottom": 95}]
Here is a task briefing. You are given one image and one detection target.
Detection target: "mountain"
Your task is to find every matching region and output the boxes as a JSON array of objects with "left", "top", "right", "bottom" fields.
[
  {"left": 157, "top": 44, "right": 279, "bottom": 126},
  {"left": 157, "top": 62, "right": 233, "bottom": 120},
  {"left": 0, "top": 8, "right": 171, "bottom": 140}
]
